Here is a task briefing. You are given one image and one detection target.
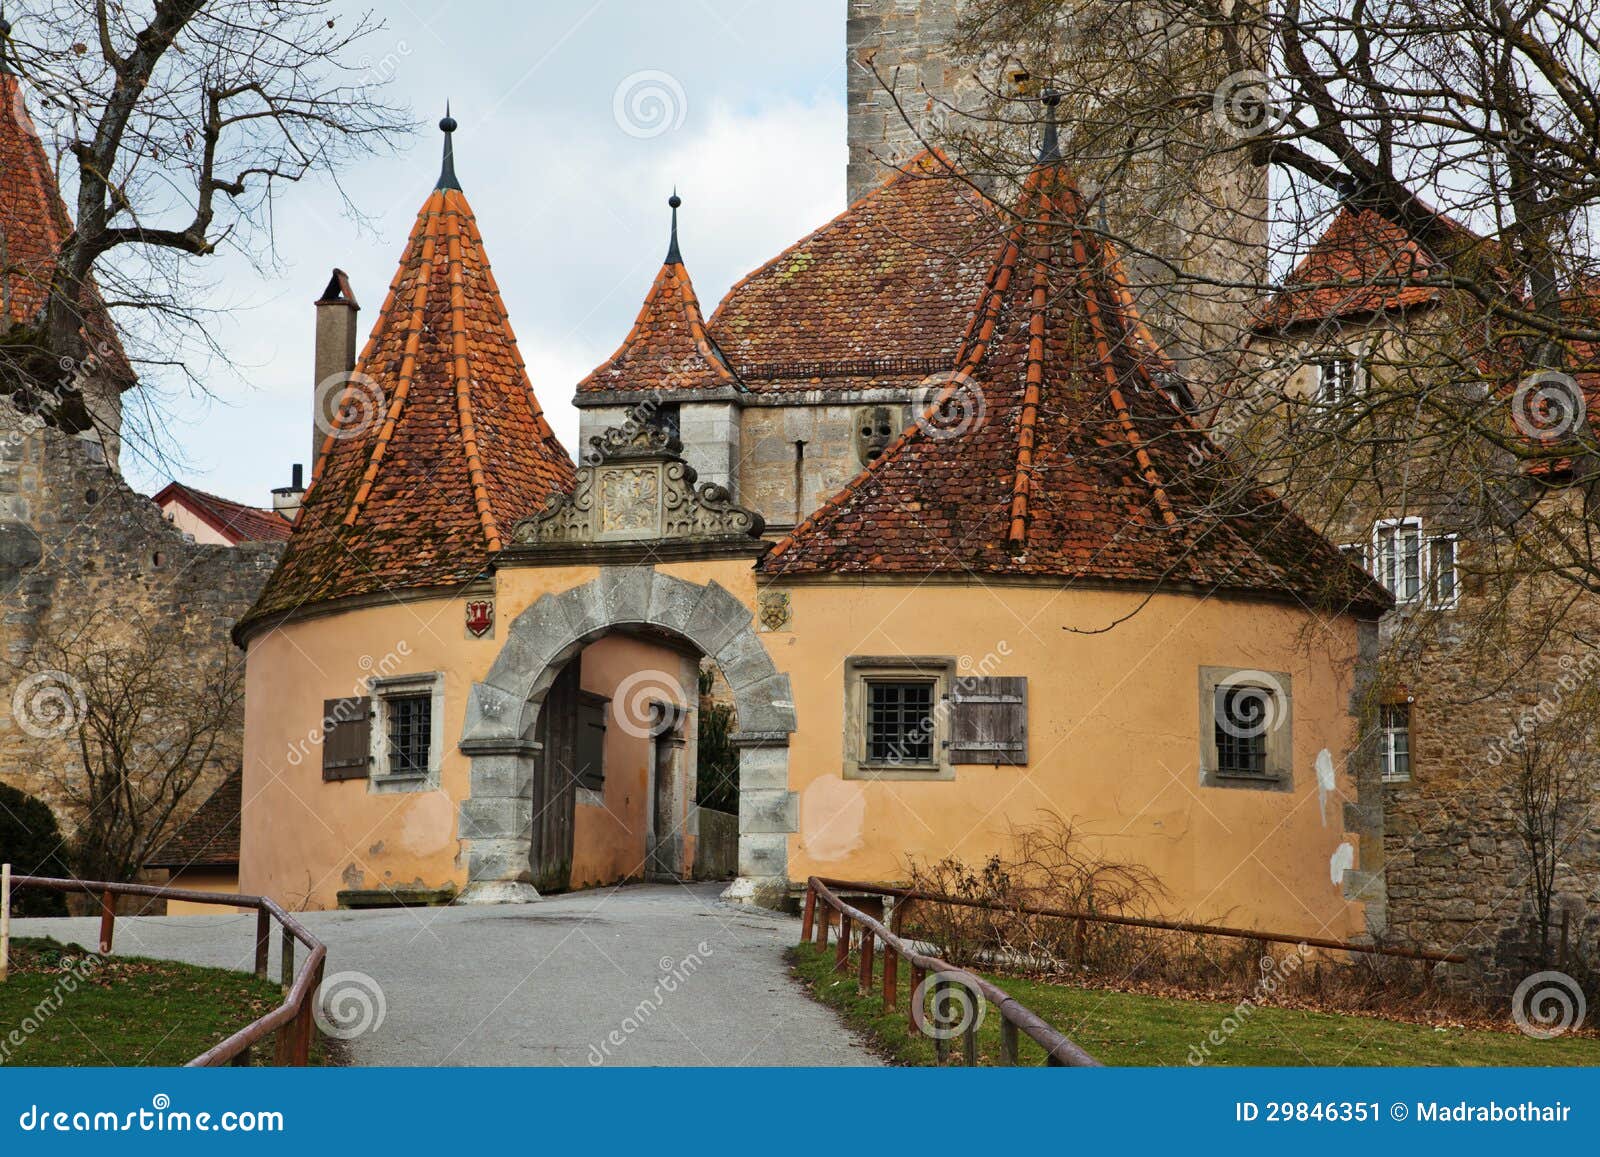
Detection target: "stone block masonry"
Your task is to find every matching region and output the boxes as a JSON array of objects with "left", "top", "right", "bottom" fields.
[{"left": 0, "top": 397, "right": 281, "bottom": 844}]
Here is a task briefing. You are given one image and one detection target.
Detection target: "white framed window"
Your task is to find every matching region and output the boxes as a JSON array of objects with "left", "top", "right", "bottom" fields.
[
  {"left": 368, "top": 672, "right": 444, "bottom": 792},
  {"left": 1427, "top": 533, "right": 1459, "bottom": 607},
  {"left": 1313, "top": 353, "right": 1360, "bottom": 405},
  {"left": 1372, "top": 519, "right": 1458, "bottom": 608},
  {"left": 1380, "top": 702, "right": 1412, "bottom": 783},
  {"left": 1373, "top": 518, "right": 1423, "bottom": 602}
]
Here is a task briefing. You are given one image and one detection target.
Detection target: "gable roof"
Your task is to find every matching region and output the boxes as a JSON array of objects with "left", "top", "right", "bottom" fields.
[
  {"left": 576, "top": 196, "right": 741, "bottom": 396},
  {"left": 0, "top": 52, "right": 135, "bottom": 388},
  {"left": 145, "top": 769, "right": 241, "bottom": 870},
  {"left": 1254, "top": 205, "right": 1485, "bottom": 331},
  {"left": 153, "top": 481, "right": 292, "bottom": 544},
  {"left": 762, "top": 148, "right": 1391, "bottom": 617},
  {"left": 706, "top": 150, "right": 998, "bottom": 392},
  {"left": 241, "top": 125, "right": 575, "bottom": 629}
]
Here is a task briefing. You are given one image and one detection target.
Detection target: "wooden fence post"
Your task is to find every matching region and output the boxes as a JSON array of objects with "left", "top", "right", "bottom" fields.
[
  {"left": 857, "top": 929, "right": 874, "bottom": 995},
  {"left": 280, "top": 926, "right": 296, "bottom": 988},
  {"left": 834, "top": 914, "right": 852, "bottom": 972},
  {"left": 254, "top": 909, "right": 271, "bottom": 979},
  {"left": 97, "top": 888, "right": 115, "bottom": 955},
  {"left": 0, "top": 863, "right": 10, "bottom": 984},
  {"left": 882, "top": 946, "right": 897, "bottom": 1011},
  {"left": 800, "top": 886, "right": 815, "bottom": 945}
]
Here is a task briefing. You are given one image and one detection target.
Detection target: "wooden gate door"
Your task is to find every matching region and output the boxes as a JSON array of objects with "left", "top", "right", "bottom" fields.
[{"left": 530, "top": 658, "right": 582, "bottom": 893}]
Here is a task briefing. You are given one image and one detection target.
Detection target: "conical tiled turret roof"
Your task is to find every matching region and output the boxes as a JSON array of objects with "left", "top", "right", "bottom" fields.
[
  {"left": 243, "top": 118, "right": 574, "bottom": 627},
  {"left": 576, "top": 193, "right": 740, "bottom": 395},
  {"left": 0, "top": 27, "right": 134, "bottom": 386},
  {"left": 762, "top": 124, "right": 1389, "bottom": 616}
]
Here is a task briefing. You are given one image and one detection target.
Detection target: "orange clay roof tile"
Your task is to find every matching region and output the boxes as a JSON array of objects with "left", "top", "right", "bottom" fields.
[
  {"left": 707, "top": 150, "right": 999, "bottom": 392},
  {"left": 242, "top": 176, "right": 574, "bottom": 625},
  {"left": 576, "top": 237, "right": 740, "bottom": 395},
  {"left": 762, "top": 156, "right": 1391, "bottom": 617},
  {"left": 0, "top": 69, "right": 135, "bottom": 387}
]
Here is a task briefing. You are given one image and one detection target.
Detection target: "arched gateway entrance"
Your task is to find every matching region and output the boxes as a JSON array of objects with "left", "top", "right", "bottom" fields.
[{"left": 454, "top": 424, "right": 798, "bottom": 908}]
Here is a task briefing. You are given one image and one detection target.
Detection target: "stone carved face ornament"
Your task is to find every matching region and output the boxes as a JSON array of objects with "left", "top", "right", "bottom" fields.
[
  {"left": 510, "top": 422, "right": 765, "bottom": 548},
  {"left": 856, "top": 406, "right": 896, "bottom": 465}
]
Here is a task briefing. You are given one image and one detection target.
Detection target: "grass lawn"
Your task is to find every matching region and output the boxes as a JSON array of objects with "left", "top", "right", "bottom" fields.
[
  {"left": 0, "top": 938, "right": 293, "bottom": 1066},
  {"left": 791, "top": 943, "right": 1600, "bottom": 1067}
]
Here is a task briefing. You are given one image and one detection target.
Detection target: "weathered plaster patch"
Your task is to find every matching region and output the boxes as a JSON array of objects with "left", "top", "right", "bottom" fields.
[
  {"left": 799, "top": 776, "right": 866, "bottom": 862},
  {"left": 1315, "top": 748, "right": 1337, "bottom": 825},
  {"left": 1329, "top": 841, "right": 1355, "bottom": 886},
  {"left": 400, "top": 790, "right": 456, "bottom": 855}
]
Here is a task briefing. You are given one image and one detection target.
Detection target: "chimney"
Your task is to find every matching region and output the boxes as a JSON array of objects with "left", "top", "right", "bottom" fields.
[
  {"left": 313, "top": 268, "right": 360, "bottom": 471},
  {"left": 272, "top": 463, "right": 306, "bottom": 521}
]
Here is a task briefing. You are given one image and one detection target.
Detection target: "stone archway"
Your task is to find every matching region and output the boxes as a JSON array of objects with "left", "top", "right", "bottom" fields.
[{"left": 456, "top": 567, "right": 797, "bottom": 908}]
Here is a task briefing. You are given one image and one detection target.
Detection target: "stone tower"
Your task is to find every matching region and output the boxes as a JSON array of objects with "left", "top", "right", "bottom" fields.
[
  {"left": 843, "top": 0, "right": 1269, "bottom": 383},
  {"left": 846, "top": 0, "right": 969, "bottom": 205}
]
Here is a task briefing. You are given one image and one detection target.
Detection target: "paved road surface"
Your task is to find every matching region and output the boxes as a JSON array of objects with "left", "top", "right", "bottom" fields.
[{"left": 10, "top": 882, "right": 880, "bottom": 1066}]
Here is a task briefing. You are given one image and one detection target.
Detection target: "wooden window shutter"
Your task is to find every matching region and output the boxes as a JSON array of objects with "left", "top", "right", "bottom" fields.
[
  {"left": 322, "top": 696, "right": 373, "bottom": 782},
  {"left": 575, "top": 693, "right": 608, "bottom": 791},
  {"left": 946, "top": 677, "right": 1027, "bottom": 765}
]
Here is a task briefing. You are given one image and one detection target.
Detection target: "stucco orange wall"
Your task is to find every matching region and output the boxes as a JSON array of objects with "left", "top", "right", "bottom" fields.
[
  {"left": 235, "top": 560, "right": 726, "bottom": 909},
  {"left": 764, "top": 579, "right": 1369, "bottom": 941}
]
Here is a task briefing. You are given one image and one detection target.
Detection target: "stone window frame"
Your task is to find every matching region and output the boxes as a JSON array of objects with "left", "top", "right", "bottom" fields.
[
  {"left": 368, "top": 671, "right": 444, "bottom": 794},
  {"left": 1197, "top": 666, "right": 1294, "bottom": 793},
  {"left": 843, "top": 656, "right": 955, "bottom": 781}
]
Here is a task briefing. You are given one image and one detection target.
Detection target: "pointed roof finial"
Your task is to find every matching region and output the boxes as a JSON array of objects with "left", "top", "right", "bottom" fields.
[
  {"left": 1038, "top": 89, "right": 1061, "bottom": 164},
  {"left": 665, "top": 188, "right": 683, "bottom": 265},
  {"left": 0, "top": 15, "right": 14, "bottom": 76},
  {"left": 436, "top": 102, "right": 461, "bottom": 191}
]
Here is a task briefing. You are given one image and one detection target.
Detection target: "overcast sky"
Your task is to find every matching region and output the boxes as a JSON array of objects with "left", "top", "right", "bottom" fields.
[{"left": 120, "top": 0, "right": 846, "bottom": 503}]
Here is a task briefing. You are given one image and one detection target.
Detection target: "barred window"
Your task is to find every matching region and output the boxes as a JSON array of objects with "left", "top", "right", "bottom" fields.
[
  {"left": 866, "top": 681, "right": 934, "bottom": 766},
  {"left": 386, "top": 693, "right": 432, "bottom": 777},
  {"left": 1213, "top": 685, "right": 1270, "bottom": 777}
]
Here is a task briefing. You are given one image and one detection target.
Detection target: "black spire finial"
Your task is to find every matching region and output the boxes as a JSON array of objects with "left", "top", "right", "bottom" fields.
[
  {"left": 665, "top": 188, "right": 683, "bottom": 265},
  {"left": 436, "top": 102, "right": 461, "bottom": 191},
  {"left": 0, "top": 15, "right": 14, "bottom": 77},
  {"left": 1038, "top": 89, "right": 1062, "bottom": 164}
]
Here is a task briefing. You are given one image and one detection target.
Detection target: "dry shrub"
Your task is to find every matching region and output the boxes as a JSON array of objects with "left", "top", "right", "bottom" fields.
[{"left": 897, "top": 813, "right": 1516, "bottom": 1025}]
